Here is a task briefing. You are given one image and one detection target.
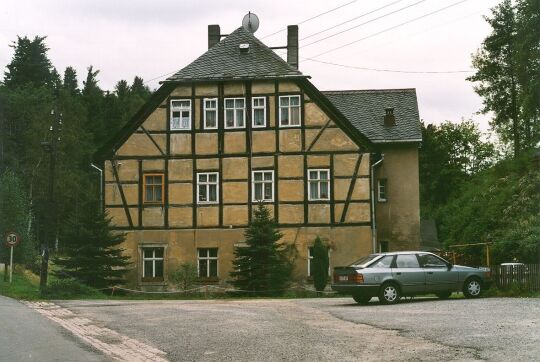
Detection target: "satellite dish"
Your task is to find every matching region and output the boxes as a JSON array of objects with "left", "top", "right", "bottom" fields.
[{"left": 242, "top": 12, "right": 260, "bottom": 33}]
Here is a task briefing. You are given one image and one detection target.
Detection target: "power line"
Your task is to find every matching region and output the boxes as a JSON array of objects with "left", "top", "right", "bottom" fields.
[
  {"left": 143, "top": 70, "right": 177, "bottom": 85},
  {"left": 302, "top": 57, "right": 472, "bottom": 74},
  {"left": 300, "top": 0, "right": 406, "bottom": 41},
  {"left": 260, "top": 0, "right": 358, "bottom": 40},
  {"left": 301, "top": 0, "right": 426, "bottom": 48},
  {"left": 310, "top": 0, "right": 469, "bottom": 58}
]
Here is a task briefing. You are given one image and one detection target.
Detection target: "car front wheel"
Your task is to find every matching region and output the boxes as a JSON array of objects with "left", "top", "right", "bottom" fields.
[
  {"left": 352, "top": 294, "right": 371, "bottom": 305},
  {"left": 379, "top": 282, "right": 400, "bottom": 304},
  {"left": 463, "top": 278, "right": 482, "bottom": 298}
]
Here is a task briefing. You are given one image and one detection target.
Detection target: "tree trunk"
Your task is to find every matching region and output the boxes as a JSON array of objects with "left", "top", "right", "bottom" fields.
[{"left": 510, "top": 72, "right": 521, "bottom": 157}]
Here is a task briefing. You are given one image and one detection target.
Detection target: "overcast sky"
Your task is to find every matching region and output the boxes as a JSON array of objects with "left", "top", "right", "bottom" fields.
[{"left": 0, "top": 0, "right": 501, "bottom": 130}]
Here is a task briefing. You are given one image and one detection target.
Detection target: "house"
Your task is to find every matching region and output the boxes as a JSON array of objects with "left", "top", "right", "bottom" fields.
[{"left": 94, "top": 23, "right": 422, "bottom": 288}]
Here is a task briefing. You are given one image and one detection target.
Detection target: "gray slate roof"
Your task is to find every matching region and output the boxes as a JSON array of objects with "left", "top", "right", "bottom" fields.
[
  {"left": 323, "top": 89, "right": 422, "bottom": 143},
  {"left": 165, "top": 27, "right": 306, "bottom": 82}
]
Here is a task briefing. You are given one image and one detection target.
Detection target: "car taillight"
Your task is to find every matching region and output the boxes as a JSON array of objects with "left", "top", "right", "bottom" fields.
[{"left": 351, "top": 273, "right": 364, "bottom": 283}]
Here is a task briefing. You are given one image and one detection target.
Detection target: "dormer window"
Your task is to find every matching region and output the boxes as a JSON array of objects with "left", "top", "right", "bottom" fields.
[{"left": 384, "top": 107, "right": 396, "bottom": 127}]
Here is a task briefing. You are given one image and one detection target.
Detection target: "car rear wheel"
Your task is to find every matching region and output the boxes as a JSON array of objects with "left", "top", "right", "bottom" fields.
[
  {"left": 463, "top": 278, "right": 482, "bottom": 298},
  {"left": 352, "top": 294, "right": 371, "bottom": 305},
  {"left": 379, "top": 282, "right": 400, "bottom": 304},
  {"left": 435, "top": 291, "right": 452, "bottom": 299}
]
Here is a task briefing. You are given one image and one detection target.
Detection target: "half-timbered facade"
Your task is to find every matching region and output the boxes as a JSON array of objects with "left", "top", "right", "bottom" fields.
[{"left": 95, "top": 24, "right": 422, "bottom": 288}]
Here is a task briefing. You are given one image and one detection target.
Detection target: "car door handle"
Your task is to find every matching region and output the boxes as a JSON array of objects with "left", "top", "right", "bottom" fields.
[
  {"left": 396, "top": 272, "right": 402, "bottom": 275},
  {"left": 427, "top": 272, "right": 433, "bottom": 274}
]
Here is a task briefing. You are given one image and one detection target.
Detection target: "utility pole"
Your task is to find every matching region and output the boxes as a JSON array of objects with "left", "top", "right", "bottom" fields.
[{"left": 39, "top": 109, "right": 62, "bottom": 291}]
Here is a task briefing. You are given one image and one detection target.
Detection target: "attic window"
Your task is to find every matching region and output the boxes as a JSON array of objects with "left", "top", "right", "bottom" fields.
[
  {"left": 239, "top": 43, "right": 250, "bottom": 53},
  {"left": 384, "top": 108, "right": 396, "bottom": 127}
]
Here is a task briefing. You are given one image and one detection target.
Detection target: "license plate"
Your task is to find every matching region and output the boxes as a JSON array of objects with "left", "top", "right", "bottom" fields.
[{"left": 339, "top": 275, "right": 348, "bottom": 281}]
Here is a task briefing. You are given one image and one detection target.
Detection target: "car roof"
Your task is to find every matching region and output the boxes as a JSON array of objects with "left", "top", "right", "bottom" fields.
[{"left": 371, "top": 251, "right": 434, "bottom": 256}]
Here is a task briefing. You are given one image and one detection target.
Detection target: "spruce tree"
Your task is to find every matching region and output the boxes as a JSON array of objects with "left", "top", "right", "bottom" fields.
[
  {"left": 230, "top": 204, "right": 291, "bottom": 294},
  {"left": 54, "top": 201, "right": 130, "bottom": 288},
  {"left": 312, "top": 236, "right": 329, "bottom": 292}
]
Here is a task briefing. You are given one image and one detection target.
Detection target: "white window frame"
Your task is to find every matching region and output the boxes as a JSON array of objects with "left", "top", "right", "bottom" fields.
[
  {"left": 378, "top": 179, "right": 387, "bottom": 202},
  {"left": 252, "top": 97, "right": 266, "bottom": 128},
  {"left": 308, "top": 169, "right": 330, "bottom": 201},
  {"left": 252, "top": 170, "right": 274, "bottom": 202},
  {"left": 142, "top": 247, "right": 164, "bottom": 279},
  {"left": 170, "top": 99, "right": 192, "bottom": 130},
  {"left": 203, "top": 98, "right": 218, "bottom": 130},
  {"left": 224, "top": 97, "right": 246, "bottom": 129},
  {"left": 278, "top": 95, "right": 301, "bottom": 128},
  {"left": 197, "top": 248, "right": 218, "bottom": 278},
  {"left": 197, "top": 172, "right": 219, "bottom": 204}
]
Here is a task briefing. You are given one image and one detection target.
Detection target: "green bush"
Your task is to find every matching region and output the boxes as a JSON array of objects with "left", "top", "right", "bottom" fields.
[
  {"left": 170, "top": 262, "right": 199, "bottom": 291},
  {"left": 42, "top": 278, "right": 97, "bottom": 298},
  {"left": 312, "top": 236, "right": 329, "bottom": 292}
]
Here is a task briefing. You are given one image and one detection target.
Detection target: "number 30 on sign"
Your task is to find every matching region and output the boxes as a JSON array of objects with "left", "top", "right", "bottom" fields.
[{"left": 5, "top": 232, "right": 21, "bottom": 247}]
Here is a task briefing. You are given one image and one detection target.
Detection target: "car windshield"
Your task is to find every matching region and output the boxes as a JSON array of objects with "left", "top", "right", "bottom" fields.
[{"left": 349, "top": 254, "right": 380, "bottom": 267}]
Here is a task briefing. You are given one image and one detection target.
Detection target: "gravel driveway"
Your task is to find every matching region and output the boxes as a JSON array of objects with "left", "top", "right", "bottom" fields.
[{"left": 54, "top": 297, "right": 539, "bottom": 361}]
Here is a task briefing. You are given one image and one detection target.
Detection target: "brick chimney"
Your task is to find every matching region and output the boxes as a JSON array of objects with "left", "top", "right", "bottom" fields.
[
  {"left": 208, "top": 25, "right": 221, "bottom": 49},
  {"left": 384, "top": 108, "right": 396, "bottom": 126},
  {"left": 287, "top": 25, "right": 299, "bottom": 69}
]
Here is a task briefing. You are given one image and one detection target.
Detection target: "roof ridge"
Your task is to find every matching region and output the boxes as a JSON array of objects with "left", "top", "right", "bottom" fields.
[{"left": 322, "top": 88, "right": 416, "bottom": 94}]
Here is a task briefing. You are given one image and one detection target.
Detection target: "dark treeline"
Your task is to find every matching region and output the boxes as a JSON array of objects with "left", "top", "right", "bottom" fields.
[{"left": 0, "top": 35, "right": 151, "bottom": 273}]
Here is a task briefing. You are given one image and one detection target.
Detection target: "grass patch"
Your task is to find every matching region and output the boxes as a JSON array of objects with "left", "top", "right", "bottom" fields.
[
  {"left": 484, "top": 285, "right": 540, "bottom": 298},
  {"left": 0, "top": 267, "right": 42, "bottom": 300}
]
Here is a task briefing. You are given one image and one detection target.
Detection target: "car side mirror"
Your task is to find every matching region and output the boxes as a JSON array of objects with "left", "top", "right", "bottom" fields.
[{"left": 447, "top": 263, "right": 453, "bottom": 270}]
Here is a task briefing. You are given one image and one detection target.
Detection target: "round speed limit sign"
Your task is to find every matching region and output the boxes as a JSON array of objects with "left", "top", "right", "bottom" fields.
[{"left": 5, "top": 232, "right": 21, "bottom": 247}]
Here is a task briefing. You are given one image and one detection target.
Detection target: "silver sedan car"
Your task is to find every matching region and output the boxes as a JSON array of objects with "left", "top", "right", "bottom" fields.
[{"left": 331, "top": 251, "right": 492, "bottom": 304}]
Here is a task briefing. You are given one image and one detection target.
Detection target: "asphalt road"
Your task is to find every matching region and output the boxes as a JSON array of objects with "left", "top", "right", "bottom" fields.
[
  {"left": 0, "top": 295, "right": 105, "bottom": 362},
  {"left": 54, "top": 296, "right": 540, "bottom": 361}
]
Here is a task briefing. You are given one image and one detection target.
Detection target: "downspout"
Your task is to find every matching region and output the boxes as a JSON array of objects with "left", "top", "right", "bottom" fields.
[
  {"left": 90, "top": 163, "right": 103, "bottom": 209},
  {"left": 370, "top": 154, "right": 384, "bottom": 253}
]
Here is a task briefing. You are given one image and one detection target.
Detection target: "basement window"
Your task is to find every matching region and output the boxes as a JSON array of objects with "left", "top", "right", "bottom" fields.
[
  {"left": 224, "top": 98, "right": 245, "bottom": 129},
  {"left": 198, "top": 248, "right": 218, "bottom": 278},
  {"left": 170, "top": 99, "right": 191, "bottom": 130},
  {"left": 142, "top": 247, "right": 164, "bottom": 281},
  {"left": 279, "top": 95, "right": 301, "bottom": 127}
]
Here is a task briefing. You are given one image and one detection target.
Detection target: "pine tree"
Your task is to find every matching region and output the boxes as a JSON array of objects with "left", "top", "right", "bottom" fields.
[
  {"left": 63, "top": 66, "right": 79, "bottom": 96},
  {"left": 312, "top": 236, "right": 329, "bottom": 292},
  {"left": 54, "top": 201, "right": 131, "bottom": 288},
  {"left": 4, "top": 35, "right": 54, "bottom": 89},
  {"left": 230, "top": 204, "right": 291, "bottom": 294}
]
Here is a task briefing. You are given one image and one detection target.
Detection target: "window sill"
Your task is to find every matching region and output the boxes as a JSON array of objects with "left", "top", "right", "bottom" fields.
[
  {"left": 378, "top": 200, "right": 387, "bottom": 203},
  {"left": 141, "top": 277, "right": 165, "bottom": 285}
]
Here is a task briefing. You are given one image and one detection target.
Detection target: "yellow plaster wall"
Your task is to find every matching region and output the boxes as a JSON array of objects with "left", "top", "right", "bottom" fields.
[
  {"left": 195, "top": 84, "right": 218, "bottom": 96},
  {"left": 170, "top": 134, "right": 192, "bottom": 155},
  {"left": 171, "top": 86, "right": 192, "bottom": 97},
  {"left": 222, "top": 158, "right": 248, "bottom": 180},
  {"left": 251, "top": 131, "right": 275, "bottom": 153},
  {"left": 169, "top": 159, "right": 193, "bottom": 181},
  {"left": 195, "top": 133, "right": 218, "bottom": 155},
  {"left": 169, "top": 207, "right": 193, "bottom": 228},
  {"left": 141, "top": 108, "right": 167, "bottom": 131},
  {"left": 196, "top": 207, "right": 219, "bottom": 227},
  {"left": 278, "top": 155, "right": 303, "bottom": 177},
  {"left": 169, "top": 183, "right": 193, "bottom": 204},
  {"left": 279, "top": 129, "right": 302, "bottom": 152},
  {"left": 278, "top": 180, "right": 304, "bottom": 202},
  {"left": 223, "top": 206, "right": 248, "bottom": 226},
  {"left": 224, "top": 133, "right": 246, "bottom": 153},
  {"left": 252, "top": 81, "right": 275, "bottom": 94},
  {"left": 222, "top": 182, "right": 248, "bottom": 204}
]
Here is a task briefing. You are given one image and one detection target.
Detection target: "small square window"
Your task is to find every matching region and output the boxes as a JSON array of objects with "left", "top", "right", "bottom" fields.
[
  {"left": 252, "top": 97, "right": 266, "bottom": 128},
  {"left": 203, "top": 98, "right": 218, "bottom": 129},
  {"left": 144, "top": 174, "right": 164, "bottom": 204},
  {"left": 308, "top": 169, "right": 330, "bottom": 201},
  {"left": 170, "top": 99, "right": 191, "bottom": 130},
  {"left": 378, "top": 179, "right": 387, "bottom": 202},
  {"left": 224, "top": 97, "right": 245, "bottom": 129},
  {"left": 279, "top": 95, "right": 301, "bottom": 127},
  {"left": 197, "top": 172, "right": 219, "bottom": 204},
  {"left": 252, "top": 170, "right": 274, "bottom": 202}
]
